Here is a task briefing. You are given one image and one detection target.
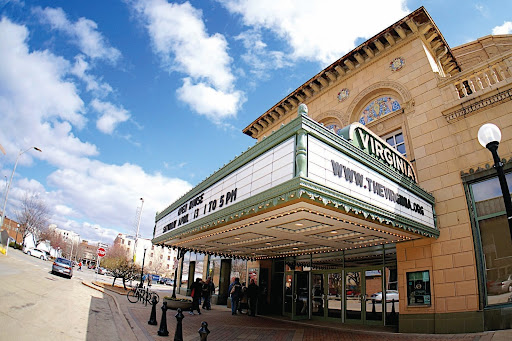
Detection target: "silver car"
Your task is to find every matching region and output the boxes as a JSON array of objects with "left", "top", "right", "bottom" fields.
[{"left": 52, "top": 257, "right": 73, "bottom": 278}]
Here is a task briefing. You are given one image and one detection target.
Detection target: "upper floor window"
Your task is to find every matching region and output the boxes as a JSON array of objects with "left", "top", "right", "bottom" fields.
[
  {"left": 127, "top": 240, "right": 131, "bottom": 246},
  {"left": 383, "top": 130, "right": 406, "bottom": 156},
  {"left": 359, "top": 97, "right": 401, "bottom": 125}
]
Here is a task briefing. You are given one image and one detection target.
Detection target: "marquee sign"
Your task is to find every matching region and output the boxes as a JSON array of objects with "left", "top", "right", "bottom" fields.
[
  {"left": 339, "top": 123, "right": 417, "bottom": 183},
  {"left": 308, "top": 136, "right": 435, "bottom": 229},
  {"left": 155, "top": 138, "right": 295, "bottom": 238}
]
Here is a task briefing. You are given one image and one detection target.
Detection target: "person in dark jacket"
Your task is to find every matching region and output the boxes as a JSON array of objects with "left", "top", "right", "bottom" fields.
[
  {"left": 247, "top": 279, "right": 259, "bottom": 316},
  {"left": 228, "top": 277, "right": 242, "bottom": 315},
  {"left": 189, "top": 278, "right": 203, "bottom": 315},
  {"left": 201, "top": 276, "right": 215, "bottom": 310}
]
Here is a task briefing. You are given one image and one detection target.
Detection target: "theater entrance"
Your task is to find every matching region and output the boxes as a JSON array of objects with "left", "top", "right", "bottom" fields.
[{"left": 283, "top": 266, "right": 399, "bottom": 325}]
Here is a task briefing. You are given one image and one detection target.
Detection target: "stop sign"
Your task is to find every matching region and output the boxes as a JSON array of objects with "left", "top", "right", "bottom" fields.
[{"left": 97, "top": 247, "right": 106, "bottom": 257}]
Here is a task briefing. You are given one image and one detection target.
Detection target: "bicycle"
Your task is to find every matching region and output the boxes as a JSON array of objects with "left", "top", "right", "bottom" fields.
[{"left": 127, "top": 285, "right": 160, "bottom": 306}]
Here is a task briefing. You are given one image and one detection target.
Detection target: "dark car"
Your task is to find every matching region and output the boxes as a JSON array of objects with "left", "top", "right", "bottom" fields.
[{"left": 52, "top": 257, "right": 73, "bottom": 278}]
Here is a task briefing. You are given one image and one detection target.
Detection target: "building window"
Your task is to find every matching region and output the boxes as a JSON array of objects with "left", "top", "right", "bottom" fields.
[
  {"left": 152, "top": 245, "right": 154, "bottom": 250},
  {"left": 167, "top": 264, "right": 169, "bottom": 269},
  {"left": 359, "top": 96, "right": 401, "bottom": 125},
  {"left": 127, "top": 240, "right": 130, "bottom": 246},
  {"left": 168, "top": 256, "right": 171, "bottom": 261},
  {"left": 150, "top": 253, "right": 153, "bottom": 257},
  {"left": 469, "top": 171, "right": 512, "bottom": 306},
  {"left": 160, "top": 255, "right": 163, "bottom": 259},
  {"left": 383, "top": 130, "right": 406, "bottom": 156},
  {"left": 149, "top": 261, "right": 152, "bottom": 266}
]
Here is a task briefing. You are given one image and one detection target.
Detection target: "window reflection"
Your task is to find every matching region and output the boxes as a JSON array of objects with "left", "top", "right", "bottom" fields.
[{"left": 471, "top": 173, "right": 512, "bottom": 306}]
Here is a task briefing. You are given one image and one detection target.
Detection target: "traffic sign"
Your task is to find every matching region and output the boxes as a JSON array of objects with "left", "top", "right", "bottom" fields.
[{"left": 97, "top": 247, "right": 106, "bottom": 257}]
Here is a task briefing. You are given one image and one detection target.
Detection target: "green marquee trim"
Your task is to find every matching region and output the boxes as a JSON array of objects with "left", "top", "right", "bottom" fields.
[
  {"left": 152, "top": 177, "right": 438, "bottom": 246},
  {"left": 156, "top": 114, "right": 434, "bottom": 224}
]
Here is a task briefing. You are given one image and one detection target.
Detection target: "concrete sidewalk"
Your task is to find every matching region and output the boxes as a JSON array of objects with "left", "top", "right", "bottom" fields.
[{"left": 84, "top": 281, "right": 512, "bottom": 341}]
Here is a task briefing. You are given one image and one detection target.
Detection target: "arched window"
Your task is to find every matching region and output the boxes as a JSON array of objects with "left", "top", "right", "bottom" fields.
[
  {"left": 325, "top": 123, "right": 343, "bottom": 135},
  {"left": 359, "top": 97, "right": 401, "bottom": 125}
]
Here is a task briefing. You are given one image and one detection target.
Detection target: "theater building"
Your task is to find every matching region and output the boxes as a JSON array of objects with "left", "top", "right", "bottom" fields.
[{"left": 152, "top": 7, "right": 512, "bottom": 333}]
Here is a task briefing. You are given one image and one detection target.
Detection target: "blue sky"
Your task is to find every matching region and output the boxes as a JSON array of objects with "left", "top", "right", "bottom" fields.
[{"left": 1, "top": 0, "right": 511, "bottom": 244}]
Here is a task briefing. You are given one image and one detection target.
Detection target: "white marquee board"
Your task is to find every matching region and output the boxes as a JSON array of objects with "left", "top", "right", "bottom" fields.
[
  {"left": 155, "top": 138, "right": 295, "bottom": 238},
  {"left": 307, "top": 136, "right": 435, "bottom": 229}
]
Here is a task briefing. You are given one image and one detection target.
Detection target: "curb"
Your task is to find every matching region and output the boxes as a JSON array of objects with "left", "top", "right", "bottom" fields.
[{"left": 82, "top": 281, "right": 138, "bottom": 341}]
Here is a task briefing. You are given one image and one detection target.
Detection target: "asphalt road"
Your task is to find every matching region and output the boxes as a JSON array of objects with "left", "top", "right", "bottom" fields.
[{"left": 0, "top": 249, "right": 121, "bottom": 341}]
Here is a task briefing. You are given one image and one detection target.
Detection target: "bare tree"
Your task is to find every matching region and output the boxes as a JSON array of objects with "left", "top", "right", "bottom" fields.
[
  {"left": 15, "top": 192, "right": 50, "bottom": 247},
  {"left": 101, "top": 243, "right": 139, "bottom": 289}
]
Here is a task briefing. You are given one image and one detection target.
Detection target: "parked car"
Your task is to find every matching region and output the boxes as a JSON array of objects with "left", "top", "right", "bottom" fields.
[
  {"left": 52, "top": 257, "right": 73, "bottom": 278},
  {"left": 487, "top": 274, "right": 512, "bottom": 294},
  {"left": 25, "top": 248, "right": 48, "bottom": 261},
  {"left": 165, "top": 279, "right": 174, "bottom": 286},
  {"left": 96, "top": 267, "right": 107, "bottom": 275},
  {"left": 158, "top": 277, "right": 168, "bottom": 284},
  {"left": 370, "top": 290, "right": 399, "bottom": 302}
]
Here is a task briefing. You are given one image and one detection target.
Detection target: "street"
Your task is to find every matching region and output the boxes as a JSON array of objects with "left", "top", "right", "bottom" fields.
[{"left": 0, "top": 249, "right": 121, "bottom": 341}]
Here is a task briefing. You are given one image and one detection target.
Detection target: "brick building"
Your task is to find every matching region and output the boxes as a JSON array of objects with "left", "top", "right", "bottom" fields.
[{"left": 152, "top": 7, "right": 512, "bottom": 333}]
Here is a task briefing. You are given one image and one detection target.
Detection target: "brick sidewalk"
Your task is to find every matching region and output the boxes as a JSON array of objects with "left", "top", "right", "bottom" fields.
[
  {"left": 125, "top": 303, "right": 488, "bottom": 341},
  {"left": 88, "top": 281, "right": 509, "bottom": 341}
]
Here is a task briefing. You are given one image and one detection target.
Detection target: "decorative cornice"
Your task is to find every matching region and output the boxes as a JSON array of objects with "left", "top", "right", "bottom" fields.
[
  {"left": 444, "top": 87, "right": 512, "bottom": 123},
  {"left": 242, "top": 7, "right": 459, "bottom": 139}
]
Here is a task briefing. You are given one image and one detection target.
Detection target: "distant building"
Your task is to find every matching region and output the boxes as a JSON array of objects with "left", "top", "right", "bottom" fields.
[{"left": 114, "top": 233, "right": 177, "bottom": 278}]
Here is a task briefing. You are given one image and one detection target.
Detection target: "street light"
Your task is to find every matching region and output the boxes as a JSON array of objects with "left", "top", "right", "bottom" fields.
[
  {"left": 133, "top": 198, "right": 144, "bottom": 262},
  {"left": 0, "top": 147, "right": 42, "bottom": 231},
  {"left": 477, "top": 123, "right": 512, "bottom": 239}
]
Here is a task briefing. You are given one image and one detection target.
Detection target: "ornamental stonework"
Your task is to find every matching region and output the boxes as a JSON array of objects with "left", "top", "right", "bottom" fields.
[{"left": 390, "top": 57, "right": 405, "bottom": 71}]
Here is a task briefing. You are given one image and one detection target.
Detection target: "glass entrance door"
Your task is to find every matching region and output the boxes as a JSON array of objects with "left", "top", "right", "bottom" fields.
[
  {"left": 345, "top": 268, "right": 384, "bottom": 324},
  {"left": 345, "top": 270, "right": 362, "bottom": 321},
  {"left": 294, "top": 272, "right": 309, "bottom": 320},
  {"left": 327, "top": 272, "right": 343, "bottom": 318},
  {"left": 311, "top": 273, "right": 324, "bottom": 317},
  {"left": 364, "top": 269, "right": 383, "bottom": 324}
]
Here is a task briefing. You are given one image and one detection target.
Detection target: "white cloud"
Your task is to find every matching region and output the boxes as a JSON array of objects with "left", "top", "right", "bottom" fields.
[
  {"left": 71, "top": 55, "right": 113, "bottom": 95},
  {"left": 219, "top": 0, "right": 409, "bottom": 65},
  {"left": 493, "top": 21, "right": 512, "bottom": 35},
  {"left": 130, "top": 0, "right": 244, "bottom": 121},
  {"left": 91, "top": 99, "right": 131, "bottom": 134},
  {"left": 177, "top": 78, "right": 245, "bottom": 122},
  {"left": 0, "top": 17, "right": 192, "bottom": 243},
  {"left": 0, "top": 17, "right": 92, "bottom": 161},
  {"left": 35, "top": 6, "right": 121, "bottom": 63},
  {"left": 234, "top": 29, "right": 291, "bottom": 80}
]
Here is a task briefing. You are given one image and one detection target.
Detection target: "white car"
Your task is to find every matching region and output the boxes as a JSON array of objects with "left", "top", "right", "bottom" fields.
[
  {"left": 370, "top": 290, "right": 399, "bottom": 302},
  {"left": 25, "top": 248, "right": 48, "bottom": 261}
]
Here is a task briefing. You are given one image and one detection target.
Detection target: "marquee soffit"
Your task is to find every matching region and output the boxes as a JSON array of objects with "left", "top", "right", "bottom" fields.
[
  {"left": 153, "top": 114, "right": 437, "bottom": 260},
  {"left": 242, "top": 6, "right": 459, "bottom": 140}
]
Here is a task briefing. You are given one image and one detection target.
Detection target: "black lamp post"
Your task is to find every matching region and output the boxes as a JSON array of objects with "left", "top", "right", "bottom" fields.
[
  {"left": 478, "top": 123, "right": 512, "bottom": 240},
  {"left": 139, "top": 248, "right": 147, "bottom": 288},
  {"left": 15, "top": 224, "right": 19, "bottom": 248}
]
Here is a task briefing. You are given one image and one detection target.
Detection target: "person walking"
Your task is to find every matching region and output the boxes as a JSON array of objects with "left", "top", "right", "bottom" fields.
[
  {"left": 247, "top": 279, "right": 259, "bottom": 316},
  {"left": 238, "top": 282, "right": 248, "bottom": 314},
  {"left": 189, "top": 278, "right": 203, "bottom": 315},
  {"left": 201, "top": 277, "right": 215, "bottom": 310},
  {"left": 228, "top": 277, "right": 242, "bottom": 315}
]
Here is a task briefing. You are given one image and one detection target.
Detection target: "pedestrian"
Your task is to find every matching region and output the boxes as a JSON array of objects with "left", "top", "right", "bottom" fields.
[
  {"left": 202, "top": 277, "right": 215, "bottom": 310},
  {"left": 247, "top": 279, "right": 259, "bottom": 316},
  {"left": 189, "top": 278, "right": 202, "bottom": 315},
  {"left": 78, "top": 261, "right": 82, "bottom": 271},
  {"left": 238, "top": 282, "right": 248, "bottom": 314},
  {"left": 228, "top": 277, "right": 242, "bottom": 315}
]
